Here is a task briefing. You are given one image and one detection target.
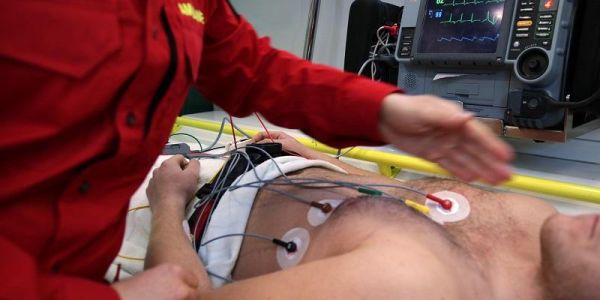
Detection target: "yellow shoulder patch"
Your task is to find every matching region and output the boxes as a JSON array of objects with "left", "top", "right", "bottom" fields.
[{"left": 178, "top": 3, "right": 205, "bottom": 24}]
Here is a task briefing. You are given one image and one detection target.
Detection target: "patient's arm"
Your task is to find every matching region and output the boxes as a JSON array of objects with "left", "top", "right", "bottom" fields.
[
  {"left": 251, "top": 131, "right": 375, "bottom": 176},
  {"left": 145, "top": 155, "right": 212, "bottom": 294}
]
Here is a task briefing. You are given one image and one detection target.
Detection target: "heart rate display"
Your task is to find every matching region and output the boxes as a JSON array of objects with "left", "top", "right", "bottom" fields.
[{"left": 419, "top": 0, "right": 505, "bottom": 53}]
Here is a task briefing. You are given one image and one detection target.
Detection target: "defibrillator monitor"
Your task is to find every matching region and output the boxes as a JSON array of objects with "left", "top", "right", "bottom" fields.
[
  {"left": 394, "top": 0, "right": 600, "bottom": 141},
  {"left": 413, "top": 0, "right": 512, "bottom": 63}
]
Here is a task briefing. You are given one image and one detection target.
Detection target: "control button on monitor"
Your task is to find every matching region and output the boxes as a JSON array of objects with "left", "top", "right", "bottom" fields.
[
  {"left": 516, "top": 33, "right": 530, "bottom": 38},
  {"left": 537, "top": 27, "right": 551, "bottom": 31},
  {"left": 536, "top": 32, "right": 551, "bottom": 38},
  {"left": 517, "top": 20, "right": 534, "bottom": 27},
  {"left": 519, "top": 15, "right": 533, "bottom": 20},
  {"left": 540, "top": 14, "right": 554, "bottom": 19},
  {"left": 540, "top": 0, "right": 558, "bottom": 11}
]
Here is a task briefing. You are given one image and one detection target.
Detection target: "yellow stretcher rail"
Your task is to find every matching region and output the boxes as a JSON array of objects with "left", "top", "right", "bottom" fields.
[{"left": 175, "top": 117, "right": 600, "bottom": 205}]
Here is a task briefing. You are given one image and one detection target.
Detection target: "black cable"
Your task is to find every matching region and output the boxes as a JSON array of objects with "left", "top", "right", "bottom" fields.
[
  {"left": 544, "top": 85, "right": 600, "bottom": 109},
  {"left": 336, "top": 147, "right": 355, "bottom": 159},
  {"left": 200, "top": 232, "right": 297, "bottom": 253},
  {"left": 206, "top": 270, "right": 233, "bottom": 283}
]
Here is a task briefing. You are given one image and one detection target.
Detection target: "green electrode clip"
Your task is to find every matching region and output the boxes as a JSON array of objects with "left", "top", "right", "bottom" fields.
[{"left": 358, "top": 187, "right": 383, "bottom": 196}]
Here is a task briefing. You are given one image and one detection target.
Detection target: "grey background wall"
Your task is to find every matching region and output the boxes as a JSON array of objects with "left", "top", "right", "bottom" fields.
[
  {"left": 230, "top": 0, "right": 599, "bottom": 183},
  {"left": 228, "top": 0, "right": 311, "bottom": 57}
]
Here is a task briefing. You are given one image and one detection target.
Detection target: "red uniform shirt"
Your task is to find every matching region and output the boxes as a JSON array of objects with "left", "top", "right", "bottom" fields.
[{"left": 0, "top": 0, "right": 397, "bottom": 298}]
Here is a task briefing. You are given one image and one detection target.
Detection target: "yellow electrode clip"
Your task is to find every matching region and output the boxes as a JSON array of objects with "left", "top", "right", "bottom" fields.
[{"left": 405, "top": 199, "right": 430, "bottom": 215}]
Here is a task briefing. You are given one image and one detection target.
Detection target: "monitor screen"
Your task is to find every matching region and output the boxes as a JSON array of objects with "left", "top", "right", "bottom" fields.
[{"left": 418, "top": 0, "right": 505, "bottom": 54}]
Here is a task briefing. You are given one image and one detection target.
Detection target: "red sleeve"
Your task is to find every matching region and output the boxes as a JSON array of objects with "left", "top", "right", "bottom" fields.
[
  {"left": 196, "top": 0, "right": 401, "bottom": 148},
  {"left": 0, "top": 238, "right": 119, "bottom": 300}
]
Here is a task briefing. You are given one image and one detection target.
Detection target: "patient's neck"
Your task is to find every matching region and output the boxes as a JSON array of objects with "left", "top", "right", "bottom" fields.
[{"left": 482, "top": 249, "right": 547, "bottom": 300}]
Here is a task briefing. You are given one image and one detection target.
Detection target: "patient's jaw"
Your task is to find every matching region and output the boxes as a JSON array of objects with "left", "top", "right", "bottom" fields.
[{"left": 541, "top": 214, "right": 600, "bottom": 300}]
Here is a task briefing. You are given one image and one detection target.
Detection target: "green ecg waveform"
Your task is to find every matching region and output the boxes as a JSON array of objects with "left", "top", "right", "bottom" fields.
[
  {"left": 440, "top": 11, "right": 500, "bottom": 25},
  {"left": 441, "top": 0, "right": 504, "bottom": 7}
]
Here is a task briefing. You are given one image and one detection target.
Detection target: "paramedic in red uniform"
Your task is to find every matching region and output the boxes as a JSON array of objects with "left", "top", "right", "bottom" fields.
[{"left": 0, "top": 1, "right": 513, "bottom": 299}]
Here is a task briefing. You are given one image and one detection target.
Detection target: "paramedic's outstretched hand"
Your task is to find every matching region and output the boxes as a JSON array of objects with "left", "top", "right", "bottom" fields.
[
  {"left": 113, "top": 264, "right": 198, "bottom": 300},
  {"left": 379, "top": 94, "right": 514, "bottom": 184},
  {"left": 147, "top": 155, "right": 200, "bottom": 217}
]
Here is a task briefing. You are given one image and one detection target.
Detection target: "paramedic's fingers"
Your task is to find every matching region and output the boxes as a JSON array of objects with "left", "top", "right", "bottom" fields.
[
  {"left": 252, "top": 131, "right": 310, "bottom": 156},
  {"left": 251, "top": 131, "right": 292, "bottom": 143},
  {"left": 113, "top": 264, "right": 198, "bottom": 300},
  {"left": 380, "top": 94, "right": 473, "bottom": 134},
  {"left": 183, "top": 159, "right": 200, "bottom": 176},
  {"left": 250, "top": 131, "right": 269, "bottom": 143},
  {"left": 147, "top": 156, "right": 200, "bottom": 215},
  {"left": 165, "top": 154, "right": 188, "bottom": 169},
  {"left": 379, "top": 94, "right": 514, "bottom": 184}
]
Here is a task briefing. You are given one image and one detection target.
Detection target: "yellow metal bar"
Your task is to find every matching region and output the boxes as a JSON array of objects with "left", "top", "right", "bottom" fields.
[{"left": 175, "top": 117, "right": 600, "bottom": 204}]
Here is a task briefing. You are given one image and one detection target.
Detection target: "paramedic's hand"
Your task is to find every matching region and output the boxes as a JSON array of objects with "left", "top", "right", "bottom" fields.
[
  {"left": 147, "top": 155, "right": 200, "bottom": 218},
  {"left": 251, "top": 131, "right": 309, "bottom": 157},
  {"left": 113, "top": 264, "right": 198, "bottom": 300},
  {"left": 379, "top": 94, "right": 514, "bottom": 184}
]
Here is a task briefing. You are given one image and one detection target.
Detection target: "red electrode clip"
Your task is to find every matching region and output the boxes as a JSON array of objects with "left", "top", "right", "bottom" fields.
[
  {"left": 383, "top": 24, "right": 399, "bottom": 37},
  {"left": 426, "top": 194, "right": 453, "bottom": 210}
]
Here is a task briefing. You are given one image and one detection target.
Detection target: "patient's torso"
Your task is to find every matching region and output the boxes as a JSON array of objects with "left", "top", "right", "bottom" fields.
[{"left": 232, "top": 166, "right": 556, "bottom": 294}]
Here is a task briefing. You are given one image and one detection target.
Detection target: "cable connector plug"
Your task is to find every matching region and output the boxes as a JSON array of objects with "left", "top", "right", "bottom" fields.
[{"left": 383, "top": 24, "right": 399, "bottom": 37}]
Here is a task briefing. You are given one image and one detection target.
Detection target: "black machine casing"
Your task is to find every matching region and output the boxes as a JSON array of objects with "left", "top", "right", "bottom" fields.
[{"left": 344, "top": 0, "right": 403, "bottom": 84}]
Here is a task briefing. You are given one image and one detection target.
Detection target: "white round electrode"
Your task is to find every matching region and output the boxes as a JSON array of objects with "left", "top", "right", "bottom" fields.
[
  {"left": 276, "top": 227, "right": 310, "bottom": 270},
  {"left": 425, "top": 191, "right": 471, "bottom": 223},
  {"left": 307, "top": 199, "right": 343, "bottom": 226}
]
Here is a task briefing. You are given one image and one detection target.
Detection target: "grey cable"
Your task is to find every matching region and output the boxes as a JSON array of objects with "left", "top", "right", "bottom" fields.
[
  {"left": 169, "top": 133, "right": 203, "bottom": 151},
  {"left": 203, "top": 117, "right": 252, "bottom": 152},
  {"left": 260, "top": 186, "right": 313, "bottom": 206},
  {"left": 358, "top": 58, "right": 377, "bottom": 76}
]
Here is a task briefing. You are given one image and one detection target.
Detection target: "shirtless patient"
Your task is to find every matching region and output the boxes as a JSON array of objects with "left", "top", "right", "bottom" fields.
[{"left": 142, "top": 132, "right": 600, "bottom": 300}]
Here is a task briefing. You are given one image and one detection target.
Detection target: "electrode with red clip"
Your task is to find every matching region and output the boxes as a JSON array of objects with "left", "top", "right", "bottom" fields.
[
  {"left": 426, "top": 193, "right": 453, "bottom": 210},
  {"left": 425, "top": 191, "right": 471, "bottom": 224}
]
